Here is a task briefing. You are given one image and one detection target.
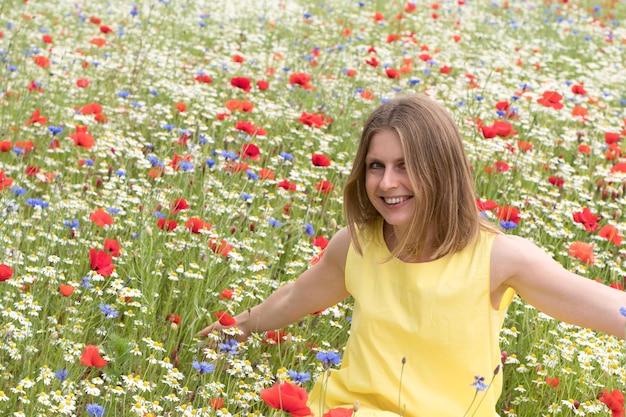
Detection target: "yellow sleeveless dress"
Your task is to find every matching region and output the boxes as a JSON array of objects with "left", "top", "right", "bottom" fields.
[{"left": 308, "top": 220, "right": 514, "bottom": 417}]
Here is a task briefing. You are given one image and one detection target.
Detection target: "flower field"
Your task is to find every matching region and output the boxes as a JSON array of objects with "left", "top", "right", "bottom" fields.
[{"left": 1, "top": 0, "right": 626, "bottom": 415}]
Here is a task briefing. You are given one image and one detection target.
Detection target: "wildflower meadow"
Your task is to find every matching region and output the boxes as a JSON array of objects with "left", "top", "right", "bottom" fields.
[{"left": 1, "top": 0, "right": 626, "bottom": 415}]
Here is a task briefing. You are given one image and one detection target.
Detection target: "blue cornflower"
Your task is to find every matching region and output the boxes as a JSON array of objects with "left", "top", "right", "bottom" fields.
[
  {"left": 10, "top": 186, "right": 26, "bottom": 196},
  {"left": 7, "top": 64, "right": 17, "bottom": 72},
  {"left": 241, "top": 193, "right": 253, "bottom": 202},
  {"left": 192, "top": 360, "right": 215, "bottom": 374},
  {"left": 288, "top": 370, "right": 311, "bottom": 384},
  {"left": 115, "top": 169, "right": 126, "bottom": 177},
  {"left": 162, "top": 123, "right": 176, "bottom": 131},
  {"left": 409, "top": 78, "right": 420, "bottom": 85},
  {"left": 269, "top": 218, "right": 282, "bottom": 227},
  {"left": 64, "top": 219, "right": 80, "bottom": 229},
  {"left": 13, "top": 146, "right": 25, "bottom": 155},
  {"left": 99, "top": 304, "right": 118, "bottom": 319},
  {"left": 206, "top": 159, "right": 216, "bottom": 167},
  {"left": 218, "top": 339, "right": 239, "bottom": 355},
  {"left": 86, "top": 403, "right": 105, "bottom": 417},
  {"left": 106, "top": 207, "right": 120, "bottom": 215},
  {"left": 471, "top": 375, "right": 488, "bottom": 392},
  {"left": 279, "top": 152, "right": 293, "bottom": 160},
  {"left": 304, "top": 223, "right": 315, "bottom": 236},
  {"left": 500, "top": 220, "right": 517, "bottom": 230},
  {"left": 26, "top": 198, "right": 49, "bottom": 208},
  {"left": 619, "top": 307, "right": 626, "bottom": 317},
  {"left": 130, "top": 5, "right": 139, "bottom": 16},
  {"left": 154, "top": 211, "right": 166, "bottom": 219},
  {"left": 130, "top": 101, "right": 141, "bottom": 108},
  {"left": 198, "top": 135, "right": 209, "bottom": 145},
  {"left": 246, "top": 170, "right": 258, "bottom": 180},
  {"left": 147, "top": 155, "right": 163, "bottom": 167},
  {"left": 178, "top": 161, "right": 194, "bottom": 171},
  {"left": 316, "top": 350, "right": 341, "bottom": 367},
  {"left": 55, "top": 368, "right": 68, "bottom": 381},
  {"left": 149, "top": 88, "right": 158, "bottom": 96},
  {"left": 82, "top": 276, "right": 93, "bottom": 288},
  {"left": 118, "top": 90, "right": 130, "bottom": 98},
  {"left": 48, "top": 125, "right": 63, "bottom": 135}
]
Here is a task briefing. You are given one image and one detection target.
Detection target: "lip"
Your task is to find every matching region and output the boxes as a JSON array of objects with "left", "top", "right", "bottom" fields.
[{"left": 381, "top": 196, "right": 413, "bottom": 206}]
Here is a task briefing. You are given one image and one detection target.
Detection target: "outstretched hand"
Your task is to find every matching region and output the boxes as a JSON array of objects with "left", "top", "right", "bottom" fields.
[{"left": 197, "top": 321, "right": 250, "bottom": 343}]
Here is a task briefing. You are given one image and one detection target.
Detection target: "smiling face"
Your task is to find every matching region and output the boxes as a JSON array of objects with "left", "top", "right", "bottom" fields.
[{"left": 364, "top": 129, "right": 416, "bottom": 231}]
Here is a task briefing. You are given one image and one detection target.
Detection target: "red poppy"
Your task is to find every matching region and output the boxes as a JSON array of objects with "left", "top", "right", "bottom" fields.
[
  {"left": 230, "top": 76, "right": 252, "bottom": 92},
  {"left": 0, "top": 171, "right": 13, "bottom": 191},
  {"left": 312, "top": 236, "right": 329, "bottom": 249},
  {"left": 241, "top": 143, "right": 261, "bottom": 160},
  {"left": 157, "top": 218, "right": 178, "bottom": 231},
  {"left": 537, "top": 90, "right": 564, "bottom": 110},
  {"left": 517, "top": 141, "right": 532, "bottom": 152},
  {"left": 59, "top": 284, "right": 75, "bottom": 297},
  {"left": 257, "top": 80, "right": 270, "bottom": 90},
  {"left": 99, "top": 25, "right": 113, "bottom": 34},
  {"left": 263, "top": 330, "right": 290, "bottom": 345},
  {"left": 226, "top": 100, "right": 254, "bottom": 112},
  {"left": 289, "top": 73, "right": 314, "bottom": 90},
  {"left": 80, "top": 345, "right": 108, "bottom": 368},
  {"left": 365, "top": 56, "right": 380, "bottom": 67},
  {"left": 496, "top": 206, "right": 521, "bottom": 224},
  {"left": 220, "top": 288, "right": 233, "bottom": 299},
  {"left": 214, "top": 311, "right": 236, "bottom": 327},
  {"left": 476, "top": 198, "right": 499, "bottom": 211},
  {"left": 210, "top": 398, "right": 224, "bottom": 410},
  {"left": 174, "top": 102, "right": 187, "bottom": 113},
  {"left": 572, "top": 207, "right": 600, "bottom": 232},
  {"left": 170, "top": 198, "right": 189, "bottom": 214},
  {"left": 104, "top": 238, "right": 121, "bottom": 257},
  {"left": 260, "top": 381, "right": 312, "bottom": 417},
  {"left": 0, "top": 264, "right": 14, "bottom": 281},
  {"left": 90, "top": 37, "right": 106, "bottom": 47},
  {"left": 26, "top": 109, "right": 47, "bottom": 125},
  {"left": 89, "top": 248, "right": 115, "bottom": 276},
  {"left": 568, "top": 241, "right": 595, "bottom": 265},
  {"left": 209, "top": 238, "right": 232, "bottom": 257},
  {"left": 278, "top": 179, "right": 297, "bottom": 191},
  {"left": 259, "top": 168, "right": 276, "bottom": 180},
  {"left": 76, "top": 78, "right": 90, "bottom": 88},
  {"left": 298, "top": 112, "right": 331, "bottom": 128},
  {"left": 232, "top": 54, "right": 245, "bottom": 63},
  {"left": 0, "top": 141, "right": 11, "bottom": 152},
  {"left": 24, "top": 166, "right": 39, "bottom": 176},
  {"left": 385, "top": 68, "right": 400, "bottom": 79},
  {"left": 578, "top": 143, "right": 591, "bottom": 154},
  {"left": 611, "top": 162, "right": 626, "bottom": 174},
  {"left": 42, "top": 34, "right": 53, "bottom": 43},
  {"left": 14, "top": 140, "right": 35, "bottom": 154},
  {"left": 80, "top": 102, "right": 103, "bottom": 115},
  {"left": 33, "top": 55, "right": 50, "bottom": 68},
  {"left": 235, "top": 121, "right": 267, "bottom": 136},
  {"left": 599, "top": 388, "right": 625, "bottom": 417},
  {"left": 571, "top": 84, "right": 587, "bottom": 95},
  {"left": 605, "top": 132, "right": 621, "bottom": 144},
  {"left": 315, "top": 180, "right": 334, "bottom": 194},
  {"left": 440, "top": 65, "right": 451, "bottom": 74},
  {"left": 195, "top": 74, "right": 213, "bottom": 83},
  {"left": 545, "top": 377, "right": 559, "bottom": 387},
  {"left": 312, "top": 153, "right": 331, "bottom": 167},
  {"left": 90, "top": 209, "right": 114, "bottom": 227},
  {"left": 89, "top": 16, "right": 102, "bottom": 24},
  {"left": 69, "top": 125, "right": 95, "bottom": 149},
  {"left": 598, "top": 225, "right": 623, "bottom": 246},
  {"left": 324, "top": 408, "right": 354, "bottom": 417},
  {"left": 548, "top": 176, "right": 564, "bottom": 187},
  {"left": 166, "top": 314, "right": 181, "bottom": 324},
  {"left": 186, "top": 217, "right": 210, "bottom": 234}
]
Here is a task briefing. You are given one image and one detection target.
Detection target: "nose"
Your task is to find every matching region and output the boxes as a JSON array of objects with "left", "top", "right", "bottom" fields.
[{"left": 380, "top": 168, "right": 399, "bottom": 190}]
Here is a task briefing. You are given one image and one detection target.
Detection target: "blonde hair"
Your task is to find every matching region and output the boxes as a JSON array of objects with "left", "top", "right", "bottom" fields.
[{"left": 343, "top": 94, "right": 498, "bottom": 260}]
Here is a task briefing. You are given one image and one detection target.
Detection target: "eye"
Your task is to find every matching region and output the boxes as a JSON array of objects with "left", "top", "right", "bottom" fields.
[{"left": 367, "top": 161, "right": 383, "bottom": 170}]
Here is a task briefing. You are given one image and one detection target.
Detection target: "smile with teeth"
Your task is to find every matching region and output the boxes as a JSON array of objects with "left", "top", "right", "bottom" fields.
[{"left": 383, "top": 196, "right": 412, "bottom": 205}]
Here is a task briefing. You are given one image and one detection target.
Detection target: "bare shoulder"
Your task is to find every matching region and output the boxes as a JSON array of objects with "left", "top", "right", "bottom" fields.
[
  {"left": 490, "top": 233, "right": 561, "bottom": 288},
  {"left": 319, "top": 226, "right": 352, "bottom": 271}
]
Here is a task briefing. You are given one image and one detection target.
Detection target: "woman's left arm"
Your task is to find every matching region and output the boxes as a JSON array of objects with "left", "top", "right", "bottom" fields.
[{"left": 491, "top": 233, "right": 626, "bottom": 338}]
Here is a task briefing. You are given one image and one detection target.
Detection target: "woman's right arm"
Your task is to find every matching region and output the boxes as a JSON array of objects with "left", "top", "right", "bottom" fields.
[{"left": 197, "top": 227, "right": 352, "bottom": 340}]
